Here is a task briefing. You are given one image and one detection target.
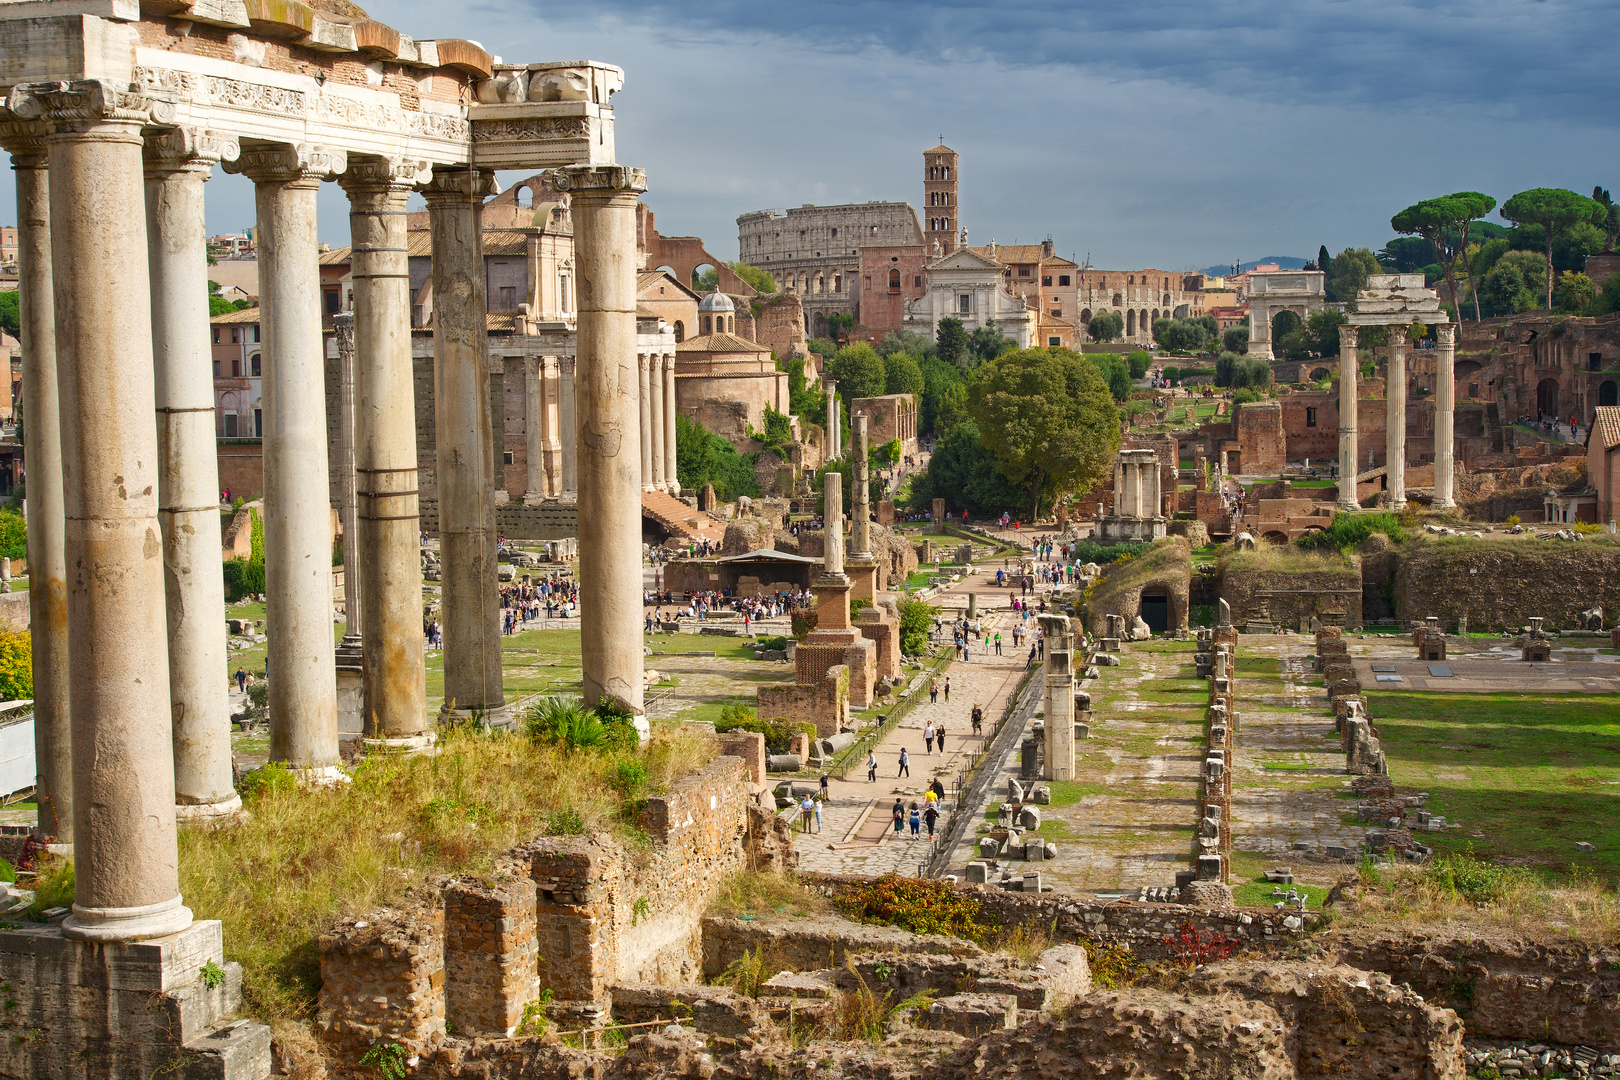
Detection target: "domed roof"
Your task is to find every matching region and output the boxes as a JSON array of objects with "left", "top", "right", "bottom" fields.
[{"left": 698, "top": 292, "right": 735, "bottom": 313}]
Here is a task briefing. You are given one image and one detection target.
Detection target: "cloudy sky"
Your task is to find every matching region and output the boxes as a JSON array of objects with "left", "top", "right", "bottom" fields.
[{"left": 7, "top": 0, "right": 1616, "bottom": 270}]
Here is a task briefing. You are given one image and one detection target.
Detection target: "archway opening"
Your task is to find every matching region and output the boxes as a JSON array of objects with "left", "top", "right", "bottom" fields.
[
  {"left": 1140, "top": 591, "right": 1169, "bottom": 633},
  {"left": 1272, "top": 309, "right": 1302, "bottom": 342},
  {"left": 1536, "top": 377, "right": 1560, "bottom": 417},
  {"left": 1262, "top": 531, "right": 1289, "bottom": 546},
  {"left": 1600, "top": 380, "right": 1618, "bottom": 407},
  {"left": 1310, "top": 367, "right": 1329, "bottom": 382}
]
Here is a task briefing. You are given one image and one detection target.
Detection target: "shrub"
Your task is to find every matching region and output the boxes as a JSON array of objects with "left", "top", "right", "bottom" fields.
[
  {"left": 714, "top": 703, "right": 815, "bottom": 754},
  {"left": 834, "top": 875, "right": 994, "bottom": 943},
  {"left": 0, "top": 631, "right": 31, "bottom": 700},
  {"left": 897, "top": 595, "right": 937, "bottom": 657},
  {"left": 523, "top": 695, "right": 637, "bottom": 752},
  {"left": 1295, "top": 512, "right": 1406, "bottom": 552},
  {"left": 0, "top": 511, "right": 25, "bottom": 561},
  {"left": 1067, "top": 540, "right": 1151, "bottom": 566}
]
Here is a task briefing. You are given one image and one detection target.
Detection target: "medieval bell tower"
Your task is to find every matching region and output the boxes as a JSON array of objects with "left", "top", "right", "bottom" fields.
[{"left": 923, "top": 143, "right": 959, "bottom": 256}]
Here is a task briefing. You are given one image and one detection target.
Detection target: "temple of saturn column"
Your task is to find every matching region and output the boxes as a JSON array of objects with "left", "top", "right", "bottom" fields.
[
  {"left": 1338, "top": 275, "right": 1451, "bottom": 511},
  {"left": 0, "top": 9, "right": 645, "bottom": 1064}
]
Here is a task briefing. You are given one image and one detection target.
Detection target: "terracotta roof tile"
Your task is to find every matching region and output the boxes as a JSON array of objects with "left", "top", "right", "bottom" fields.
[
  {"left": 210, "top": 306, "right": 262, "bottom": 324},
  {"left": 1592, "top": 406, "right": 1620, "bottom": 450},
  {"left": 676, "top": 331, "right": 769, "bottom": 354}
]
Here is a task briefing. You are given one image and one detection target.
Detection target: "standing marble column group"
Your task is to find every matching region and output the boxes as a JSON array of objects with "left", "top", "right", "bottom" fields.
[
  {"left": 1385, "top": 327, "right": 1409, "bottom": 510},
  {"left": 1337, "top": 326, "right": 1360, "bottom": 511},
  {"left": 636, "top": 351, "right": 677, "bottom": 493},
  {"left": 1433, "top": 325, "right": 1457, "bottom": 510}
]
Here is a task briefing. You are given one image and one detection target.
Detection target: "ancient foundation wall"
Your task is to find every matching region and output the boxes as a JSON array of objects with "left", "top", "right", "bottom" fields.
[
  {"left": 318, "top": 757, "right": 759, "bottom": 1057},
  {"left": 1391, "top": 540, "right": 1620, "bottom": 630},
  {"left": 1219, "top": 559, "right": 1363, "bottom": 630}
]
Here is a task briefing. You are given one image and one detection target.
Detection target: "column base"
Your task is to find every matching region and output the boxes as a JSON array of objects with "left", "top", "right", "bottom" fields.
[
  {"left": 61, "top": 893, "right": 193, "bottom": 943},
  {"left": 439, "top": 701, "right": 514, "bottom": 731},
  {"left": 1431, "top": 499, "right": 1456, "bottom": 510},
  {"left": 364, "top": 733, "right": 438, "bottom": 755},
  {"left": 523, "top": 491, "right": 548, "bottom": 506},
  {"left": 175, "top": 791, "right": 245, "bottom": 824},
  {"left": 292, "top": 764, "right": 353, "bottom": 787},
  {"left": 665, "top": 481, "right": 680, "bottom": 497}
]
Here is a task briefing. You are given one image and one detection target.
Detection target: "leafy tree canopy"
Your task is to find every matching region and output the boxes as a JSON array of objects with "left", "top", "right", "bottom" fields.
[
  {"left": 826, "top": 342, "right": 886, "bottom": 401},
  {"left": 909, "top": 419, "right": 1030, "bottom": 519},
  {"left": 1088, "top": 309, "right": 1124, "bottom": 342},
  {"left": 969, "top": 347, "right": 1120, "bottom": 520},
  {"left": 884, "top": 351, "right": 925, "bottom": 397},
  {"left": 1500, "top": 188, "right": 1607, "bottom": 310},
  {"left": 1327, "top": 248, "right": 1380, "bottom": 303},
  {"left": 675, "top": 413, "right": 760, "bottom": 503},
  {"left": 1553, "top": 270, "right": 1596, "bottom": 315},
  {"left": 876, "top": 328, "right": 936, "bottom": 359},
  {"left": 936, "top": 317, "right": 969, "bottom": 371},
  {"left": 807, "top": 337, "right": 839, "bottom": 358},
  {"left": 917, "top": 354, "right": 965, "bottom": 437},
  {"left": 0, "top": 290, "right": 18, "bottom": 340},
  {"left": 1222, "top": 324, "right": 1249, "bottom": 354},
  {"left": 966, "top": 322, "right": 1013, "bottom": 367},
  {"left": 1480, "top": 250, "right": 1546, "bottom": 317}
]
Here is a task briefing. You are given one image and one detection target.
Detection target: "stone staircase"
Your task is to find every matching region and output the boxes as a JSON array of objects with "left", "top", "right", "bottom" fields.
[{"left": 642, "top": 491, "right": 726, "bottom": 545}]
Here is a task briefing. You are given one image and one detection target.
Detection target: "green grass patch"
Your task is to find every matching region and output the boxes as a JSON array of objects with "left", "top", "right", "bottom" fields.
[
  {"left": 1367, "top": 690, "right": 1620, "bottom": 877},
  {"left": 1232, "top": 879, "right": 1330, "bottom": 910},
  {"left": 1044, "top": 780, "right": 1115, "bottom": 806},
  {"left": 1261, "top": 761, "right": 1317, "bottom": 771}
]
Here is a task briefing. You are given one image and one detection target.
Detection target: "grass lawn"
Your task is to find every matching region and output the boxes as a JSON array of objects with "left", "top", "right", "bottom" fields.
[{"left": 1367, "top": 690, "right": 1620, "bottom": 878}]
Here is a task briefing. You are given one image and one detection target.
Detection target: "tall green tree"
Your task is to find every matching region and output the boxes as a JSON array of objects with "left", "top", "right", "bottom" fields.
[
  {"left": 883, "top": 351, "right": 925, "bottom": 396},
  {"left": 1222, "top": 323, "right": 1249, "bottom": 354},
  {"left": 909, "top": 420, "right": 1029, "bottom": 518},
  {"left": 1479, "top": 250, "right": 1545, "bottom": 316},
  {"left": 936, "top": 317, "right": 969, "bottom": 371},
  {"left": 1087, "top": 309, "right": 1124, "bottom": 342},
  {"left": 1316, "top": 245, "right": 1332, "bottom": 277},
  {"left": 969, "top": 347, "right": 1120, "bottom": 521},
  {"left": 0, "top": 290, "right": 18, "bottom": 340},
  {"left": 675, "top": 414, "right": 759, "bottom": 502},
  {"left": 1390, "top": 192, "right": 1496, "bottom": 324},
  {"left": 966, "top": 322, "right": 1012, "bottom": 367},
  {"left": 916, "top": 354, "right": 965, "bottom": 437},
  {"left": 826, "top": 342, "right": 886, "bottom": 401},
  {"left": 1500, "top": 188, "right": 1607, "bottom": 310},
  {"left": 1326, "top": 248, "right": 1380, "bottom": 303}
]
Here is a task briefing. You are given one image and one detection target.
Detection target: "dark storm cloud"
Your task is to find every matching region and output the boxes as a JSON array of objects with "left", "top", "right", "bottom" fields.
[{"left": 533, "top": 0, "right": 1615, "bottom": 126}]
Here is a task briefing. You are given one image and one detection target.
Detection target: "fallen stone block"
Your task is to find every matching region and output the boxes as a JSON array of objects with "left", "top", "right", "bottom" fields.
[{"left": 917, "top": 993, "right": 1017, "bottom": 1036}]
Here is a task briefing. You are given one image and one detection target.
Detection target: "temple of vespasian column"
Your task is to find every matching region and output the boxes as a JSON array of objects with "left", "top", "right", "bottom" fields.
[{"left": 0, "top": 10, "right": 645, "bottom": 1047}]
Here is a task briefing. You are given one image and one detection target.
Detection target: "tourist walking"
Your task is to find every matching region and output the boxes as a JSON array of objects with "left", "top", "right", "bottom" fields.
[
  {"left": 799, "top": 793, "right": 815, "bottom": 834},
  {"left": 813, "top": 795, "right": 823, "bottom": 833},
  {"left": 892, "top": 798, "right": 905, "bottom": 835},
  {"left": 943, "top": 676, "right": 951, "bottom": 703},
  {"left": 924, "top": 721, "right": 935, "bottom": 754},
  {"left": 924, "top": 802, "right": 938, "bottom": 841},
  {"left": 929, "top": 678, "right": 938, "bottom": 705},
  {"left": 867, "top": 751, "right": 878, "bottom": 782},
  {"left": 898, "top": 747, "right": 910, "bottom": 777},
  {"left": 908, "top": 803, "right": 921, "bottom": 837},
  {"left": 971, "top": 704, "right": 983, "bottom": 734},
  {"left": 819, "top": 771, "right": 829, "bottom": 802},
  {"left": 936, "top": 722, "right": 946, "bottom": 753},
  {"left": 235, "top": 667, "right": 247, "bottom": 693}
]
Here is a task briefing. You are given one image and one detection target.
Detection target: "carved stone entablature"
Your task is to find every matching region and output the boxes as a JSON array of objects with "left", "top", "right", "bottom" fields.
[{"left": 469, "top": 102, "right": 615, "bottom": 171}]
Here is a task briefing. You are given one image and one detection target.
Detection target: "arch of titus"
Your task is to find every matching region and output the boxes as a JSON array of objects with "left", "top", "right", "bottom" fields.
[{"left": 0, "top": 0, "right": 644, "bottom": 982}]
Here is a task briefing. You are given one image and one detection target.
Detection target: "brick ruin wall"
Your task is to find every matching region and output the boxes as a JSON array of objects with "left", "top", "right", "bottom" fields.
[
  {"left": 1388, "top": 540, "right": 1620, "bottom": 630},
  {"left": 1219, "top": 560, "right": 1364, "bottom": 630},
  {"left": 318, "top": 757, "right": 761, "bottom": 1056}
]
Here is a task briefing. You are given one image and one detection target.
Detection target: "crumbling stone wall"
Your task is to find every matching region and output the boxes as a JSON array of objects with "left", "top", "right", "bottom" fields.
[
  {"left": 757, "top": 664, "right": 849, "bottom": 737},
  {"left": 1234, "top": 400, "right": 1286, "bottom": 474},
  {"left": 701, "top": 915, "right": 984, "bottom": 980},
  {"left": 1391, "top": 539, "right": 1620, "bottom": 630},
  {"left": 317, "top": 905, "right": 447, "bottom": 1055},
  {"left": 1219, "top": 554, "right": 1362, "bottom": 630},
  {"left": 445, "top": 878, "right": 540, "bottom": 1037}
]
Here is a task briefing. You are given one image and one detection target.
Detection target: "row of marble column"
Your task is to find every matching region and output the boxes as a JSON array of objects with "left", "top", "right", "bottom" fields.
[
  {"left": 522, "top": 351, "right": 676, "bottom": 499},
  {"left": 1336, "top": 323, "right": 1456, "bottom": 512},
  {"left": 4, "top": 84, "right": 647, "bottom": 942}
]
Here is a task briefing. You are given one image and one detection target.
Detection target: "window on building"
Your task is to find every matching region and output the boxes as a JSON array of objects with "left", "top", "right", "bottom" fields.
[
  {"left": 253, "top": 409, "right": 262, "bottom": 437},
  {"left": 560, "top": 274, "right": 571, "bottom": 313},
  {"left": 213, "top": 328, "right": 220, "bottom": 343},
  {"left": 942, "top": 167, "right": 950, "bottom": 180},
  {"left": 1306, "top": 407, "right": 1318, "bottom": 428},
  {"left": 958, "top": 294, "right": 970, "bottom": 314},
  {"left": 1042, "top": 276, "right": 1052, "bottom": 286},
  {"left": 833, "top": 274, "right": 842, "bottom": 292},
  {"left": 223, "top": 413, "right": 238, "bottom": 438},
  {"left": 1051, "top": 309, "right": 1062, "bottom": 317},
  {"left": 230, "top": 358, "right": 240, "bottom": 377},
  {"left": 250, "top": 353, "right": 260, "bottom": 377},
  {"left": 831, "top": 227, "right": 839, "bottom": 238},
  {"left": 1590, "top": 352, "right": 1603, "bottom": 371},
  {"left": 673, "top": 320, "right": 684, "bottom": 343},
  {"left": 1112, "top": 293, "right": 1122, "bottom": 307},
  {"left": 1059, "top": 275, "right": 1071, "bottom": 286},
  {"left": 913, "top": 275, "right": 922, "bottom": 287},
  {"left": 231, "top": 328, "right": 240, "bottom": 344},
  {"left": 212, "top": 358, "right": 220, "bottom": 377},
  {"left": 252, "top": 325, "right": 260, "bottom": 343},
  {"left": 888, "top": 269, "right": 900, "bottom": 291},
  {"left": 864, "top": 275, "right": 872, "bottom": 291},
  {"left": 503, "top": 450, "right": 514, "bottom": 465},
  {"left": 499, "top": 286, "right": 516, "bottom": 309},
  {"left": 1018, "top": 266, "right": 1031, "bottom": 277},
  {"left": 325, "top": 289, "right": 341, "bottom": 314},
  {"left": 1048, "top": 337, "right": 1061, "bottom": 347}
]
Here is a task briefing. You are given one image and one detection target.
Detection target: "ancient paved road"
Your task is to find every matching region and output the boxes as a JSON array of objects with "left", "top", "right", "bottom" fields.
[{"left": 789, "top": 577, "right": 1031, "bottom": 877}]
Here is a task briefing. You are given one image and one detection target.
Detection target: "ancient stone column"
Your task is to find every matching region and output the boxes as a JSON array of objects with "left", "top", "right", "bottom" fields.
[
  {"left": 228, "top": 143, "right": 344, "bottom": 776},
  {"left": 335, "top": 313, "right": 362, "bottom": 641},
  {"left": 1386, "top": 326, "right": 1408, "bottom": 510},
  {"left": 145, "top": 127, "right": 240, "bottom": 820},
  {"left": 823, "top": 470, "right": 845, "bottom": 579},
  {"left": 649, "top": 353, "right": 666, "bottom": 492},
  {"left": 560, "top": 355, "right": 578, "bottom": 498},
  {"left": 425, "top": 168, "right": 507, "bottom": 728},
  {"left": 662, "top": 352, "right": 679, "bottom": 494},
  {"left": 557, "top": 165, "right": 647, "bottom": 719},
  {"left": 638, "top": 352, "right": 655, "bottom": 493},
  {"left": 1433, "top": 323, "right": 1456, "bottom": 510},
  {"left": 542, "top": 356, "right": 563, "bottom": 496},
  {"left": 1337, "top": 325, "right": 1360, "bottom": 511},
  {"left": 523, "top": 356, "right": 546, "bottom": 503},
  {"left": 342, "top": 157, "right": 430, "bottom": 750},
  {"left": 825, "top": 379, "right": 839, "bottom": 460},
  {"left": 848, "top": 414, "right": 877, "bottom": 601},
  {"left": 1, "top": 124, "right": 72, "bottom": 842},
  {"left": 24, "top": 80, "right": 190, "bottom": 940}
]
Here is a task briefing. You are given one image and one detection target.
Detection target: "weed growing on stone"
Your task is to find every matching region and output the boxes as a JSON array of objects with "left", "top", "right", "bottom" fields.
[
  {"left": 718, "top": 946, "right": 776, "bottom": 996},
  {"left": 1074, "top": 939, "right": 1146, "bottom": 989},
  {"left": 833, "top": 875, "right": 993, "bottom": 943},
  {"left": 358, "top": 1041, "right": 408, "bottom": 1080},
  {"left": 708, "top": 870, "right": 830, "bottom": 919}
]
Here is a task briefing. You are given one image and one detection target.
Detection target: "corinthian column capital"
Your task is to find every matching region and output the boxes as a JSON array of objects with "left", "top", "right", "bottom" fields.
[
  {"left": 144, "top": 127, "right": 240, "bottom": 177},
  {"left": 420, "top": 166, "right": 498, "bottom": 204},
  {"left": 1338, "top": 325, "right": 1358, "bottom": 349},
  {"left": 1388, "top": 325, "right": 1408, "bottom": 347},
  {"left": 1436, "top": 323, "right": 1455, "bottom": 346},
  {"left": 225, "top": 143, "right": 347, "bottom": 185},
  {"left": 339, "top": 154, "right": 430, "bottom": 196},
  {"left": 0, "top": 117, "right": 49, "bottom": 163},
  {"left": 553, "top": 164, "right": 647, "bottom": 199},
  {"left": 6, "top": 79, "right": 177, "bottom": 134}
]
